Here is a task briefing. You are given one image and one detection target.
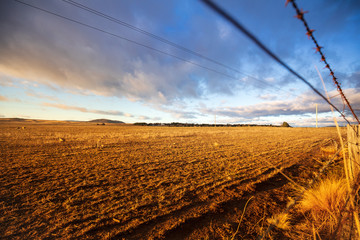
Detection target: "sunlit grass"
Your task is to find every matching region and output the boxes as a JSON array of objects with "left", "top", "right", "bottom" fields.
[
  {"left": 300, "top": 177, "right": 348, "bottom": 232},
  {"left": 267, "top": 213, "right": 291, "bottom": 230}
]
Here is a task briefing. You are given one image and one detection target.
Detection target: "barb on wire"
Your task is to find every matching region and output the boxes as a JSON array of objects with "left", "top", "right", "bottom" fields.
[{"left": 286, "top": 0, "right": 360, "bottom": 124}]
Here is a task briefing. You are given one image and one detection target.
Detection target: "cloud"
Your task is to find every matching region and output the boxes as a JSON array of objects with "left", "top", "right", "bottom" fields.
[
  {"left": 138, "top": 115, "right": 161, "bottom": 121},
  {"left": 26, "top": 90, "right": 59, "bottom": 101},
  {"left": 216, "top": 112, "right": 349, "bottom": 127},
  {"left": 0, "top": 95, "right": 8, "bottom": 101},
  {"left": 0, "top": 73, "right": 16, "bottom": 87},
  {"left": 200, "top": 88, "right": 360, "bottom": 121},
  {"left": 294, "top": 116, "right": 348, "bottom": 127},
  {"left": 138, "top": 115, "right": 150, "bottom": 120},
  {"left": 258, "top": 94, "right": 278, "bottom": 101},
  {"left": 0, "top": 95, "right": 21, "bottom": 102},
  {"left": 42, "top": 102, "right": 166, "bottom": 121},
  {"left": 0, "top": 0, "right": 241, "bottom": 106},
  {"left": 0, "top": 0, "right": 359, "bottom": 123},
  {"left": 42, "top": 102, "right": 127, "bottom": 116},
  {"left": 1, "top": 0, "right": 325, "bottom": 105},
  {"left": 347, "top": 70, "right": 360, "bottom": 88},
  {"left": 150, "top": 104, "right": 199, "bottom": 119}
]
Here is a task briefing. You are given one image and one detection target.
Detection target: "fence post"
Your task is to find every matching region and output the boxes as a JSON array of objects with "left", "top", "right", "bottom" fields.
[{"left": 347, "top": 125, "right": 360, "bottom": 181}]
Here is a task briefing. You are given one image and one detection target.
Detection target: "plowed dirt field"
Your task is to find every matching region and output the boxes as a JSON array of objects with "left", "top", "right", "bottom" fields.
[{"left": 0, "top": 120, "right": 344, "bottom": 239}]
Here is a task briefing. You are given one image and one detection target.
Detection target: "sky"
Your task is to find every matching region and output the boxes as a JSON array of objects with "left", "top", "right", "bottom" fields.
[{"left": 0, "top": 0, "right": 359, "bottom": 127}]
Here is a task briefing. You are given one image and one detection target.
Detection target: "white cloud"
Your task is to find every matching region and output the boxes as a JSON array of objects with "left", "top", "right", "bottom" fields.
[
  {"left": 42, "top": 102, "right": 127, "bottom": 116},
  {"left": 0, "top": 0, "right": 359, "bottom": 123},
  {"left": 200, "top": 89, "right": 360, "bottom": 122},
  {"left": 258, "top": 94, "right": 278, "bottom": 101}
]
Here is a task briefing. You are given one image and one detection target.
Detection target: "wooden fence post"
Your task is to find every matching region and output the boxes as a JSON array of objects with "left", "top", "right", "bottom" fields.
[{"left": 347, "top": 125, "right": 360, "bottom": 181}]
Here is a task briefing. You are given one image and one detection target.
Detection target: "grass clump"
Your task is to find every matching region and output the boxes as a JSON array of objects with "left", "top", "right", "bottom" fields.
[
  {"left": 299, "top": 177, "right": 348, "bottom": 234},
  {"left": 267, "top": 213, "right": 291, "bottom": 230}
]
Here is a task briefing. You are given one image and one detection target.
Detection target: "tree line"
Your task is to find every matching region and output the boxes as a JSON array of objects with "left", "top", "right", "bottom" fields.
[{"left": 133, "top": 122, "right": 291, "bottom": 127}]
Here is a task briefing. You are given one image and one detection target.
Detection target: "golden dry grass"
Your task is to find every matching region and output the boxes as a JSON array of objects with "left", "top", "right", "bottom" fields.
[
  {"left": 299, "top": 177, "right": 350, "bottom": 238},
  {"left": 300, "top": 178, "right": 348, "bottom": 223},
  {"left": 0, "top": 119, "right": 344, "bottom": 239},
  {"left": 267, "top": 213, "right": 291, "bottom": 230}
]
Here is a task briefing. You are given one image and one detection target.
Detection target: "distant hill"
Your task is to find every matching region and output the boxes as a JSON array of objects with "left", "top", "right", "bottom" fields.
[
  {"left": 89, "top": 119, "right": 124, "bottom": 124},
  {"left": 0, "top": 118, "right": 27, "bottom": 122}
]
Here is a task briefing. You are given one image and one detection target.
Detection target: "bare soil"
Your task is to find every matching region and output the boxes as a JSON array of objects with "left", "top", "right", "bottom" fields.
[{"left": 0, "top": 119, "right": 344, "bottom": 239}]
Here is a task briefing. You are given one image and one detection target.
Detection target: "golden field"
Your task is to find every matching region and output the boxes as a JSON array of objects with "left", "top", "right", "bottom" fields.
[{"left": 0, "top": 119, "right": 345, "bottom": 239}]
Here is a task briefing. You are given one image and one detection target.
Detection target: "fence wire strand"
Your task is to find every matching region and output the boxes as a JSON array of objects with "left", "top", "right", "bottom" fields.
[
  {"left": 201, "top": 0, "right": 355, "bottom": 128},
  {"left": 287, "top": 0, "right": 360, "bottom": 124}
]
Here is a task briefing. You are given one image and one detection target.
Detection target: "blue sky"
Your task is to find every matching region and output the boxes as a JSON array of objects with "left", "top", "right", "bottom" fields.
[{"left": 0, "top": 0, "right": 359, "bottom": 126}]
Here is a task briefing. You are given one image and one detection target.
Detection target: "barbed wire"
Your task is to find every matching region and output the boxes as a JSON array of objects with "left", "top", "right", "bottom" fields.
[
  {"left": 200, "top": 1, "right": 359, "bottom": 238},
  {"left": 201, "top": 0, "right": 354, "bottom": 127},
  {"left": 286, "top": 0, "right": 360, "bottom": 124}
]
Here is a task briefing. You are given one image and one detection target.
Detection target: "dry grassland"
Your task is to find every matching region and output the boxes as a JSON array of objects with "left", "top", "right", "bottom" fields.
[{"left": 0, "top": 119, "right": 344, "bottom": 239}]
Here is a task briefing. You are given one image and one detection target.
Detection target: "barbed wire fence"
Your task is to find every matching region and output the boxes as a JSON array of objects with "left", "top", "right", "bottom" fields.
[
  {"left": 201, "top": 0, "right": 360, "bottom": 238},
  {"left": 201, "top": 0, "right": 357, "bottom": 128},
  {"left": 286, "top": 0, "right": 360, "bottom": 124}
]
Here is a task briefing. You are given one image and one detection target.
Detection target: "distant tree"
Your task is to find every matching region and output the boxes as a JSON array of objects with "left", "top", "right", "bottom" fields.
[
  {"left": 134, "top": 122, "right": 147, "bottom": 126},
  {"left": 281, "top": 122, "right": 291, "bottom": 127}
]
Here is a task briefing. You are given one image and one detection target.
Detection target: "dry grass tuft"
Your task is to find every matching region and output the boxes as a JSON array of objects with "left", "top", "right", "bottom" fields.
[
  {"left": 320, "top": 141, "right": 348, "bottom": 158},
  {"left": 300, "top": 177, "right": 348, "bottom": 231},
  {"left": 267, "top": 213, "right": 290, "bottom": 230},
  {"left": 320, "top": 146, "right": 337, "bottom": 156}
]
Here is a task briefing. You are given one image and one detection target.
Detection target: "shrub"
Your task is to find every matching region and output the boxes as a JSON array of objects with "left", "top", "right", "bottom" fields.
[{"left": 281, "top": 122, "right": 291, "bottom": 127}]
